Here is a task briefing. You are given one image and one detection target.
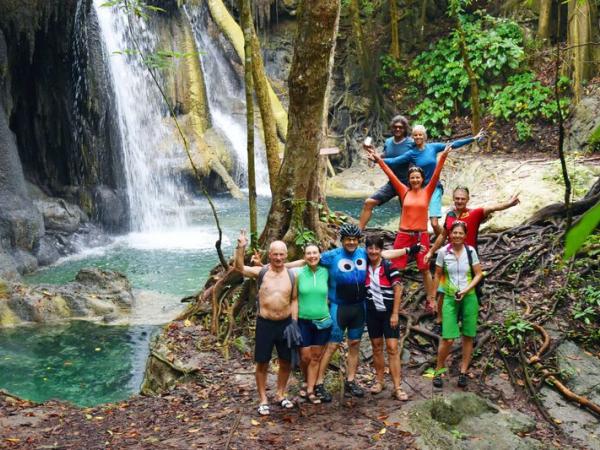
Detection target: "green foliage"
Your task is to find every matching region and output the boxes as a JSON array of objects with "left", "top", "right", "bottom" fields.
[
  {"left": 543, "top": 156, "right": 598, "bottom": 198},
  {"left": 589, "top": 124, "right": 600, "bottom": 152},
  {"left": 294, "top": 228, "right": 318, "bottom": 247},
  {"left": 490, "top": 73, "right": 569, "bottom": 141},
  {"left": 379, "top": 54, "right": 406, "bottom": 90},
  {"left": 564, "top": 202, "right": 600, "bottom": 259},
  {"left": 398, "top": 13, "right": 566, "bottom": 138},
  {"left": 493, "top": 312, "right": 533, "bottom": 348}
]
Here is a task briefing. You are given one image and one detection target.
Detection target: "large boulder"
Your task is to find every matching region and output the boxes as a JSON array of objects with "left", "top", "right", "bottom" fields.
[
  {"left": 0, "top": 268, "right": 134, "bottom": 326},
  {"left": 541, "top": 340, "right": 600, "bottom": 449},
  {"left": 34, "top": 198, "right": 85, "bottom": 233},
  {"left": 565, "top": 86, "right": 600, "bottom": 153},
  {"left": 389, "top": 392, "right": 544, "bottom": 450}
]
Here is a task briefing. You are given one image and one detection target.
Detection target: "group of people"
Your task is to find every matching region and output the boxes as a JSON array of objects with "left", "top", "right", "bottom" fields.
[{"left": 234, "top": 115, "right": 519, "bottom": 415}]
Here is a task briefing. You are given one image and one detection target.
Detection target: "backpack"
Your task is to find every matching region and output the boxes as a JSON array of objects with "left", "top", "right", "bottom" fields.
[
  {"left": 465, "top": 245, "right": 485, "bottom": 302},
  {"left": 256, "top": 265, "right": 296, "bottom": 314},
  {"left": 381, "top": 258, "right": 395, "bottom": 283}
]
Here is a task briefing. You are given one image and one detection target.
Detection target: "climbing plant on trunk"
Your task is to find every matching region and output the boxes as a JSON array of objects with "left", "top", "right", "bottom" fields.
[{"left": 259, "top": 0, "right": 341, "bottom": 253}]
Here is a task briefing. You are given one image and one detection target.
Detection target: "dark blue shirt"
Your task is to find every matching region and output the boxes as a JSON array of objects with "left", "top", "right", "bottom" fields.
[{"left": 382, "top": 137, "right": 416, "bottom": 186}]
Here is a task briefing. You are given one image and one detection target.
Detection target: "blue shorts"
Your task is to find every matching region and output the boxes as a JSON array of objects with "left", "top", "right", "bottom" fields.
[
  {"left": 329, "top": 302, "right": 365, "bottom": 343},
  {"left": 429, "top": 185, "right": 443, "bottom": 218},
  {"left": 298, "top": 318, "right": 331, "bottom": 347},
  {"left": 370, "top": 182, "right": 397, "bottom": 205}
]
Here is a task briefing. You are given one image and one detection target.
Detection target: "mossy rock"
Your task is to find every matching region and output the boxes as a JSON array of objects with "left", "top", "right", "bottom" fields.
[
  {"left": 404, "top": 392, "right": 542, "bottom": 450},
  {"left": 589, "top": 123, "right": 600, "bottom": 152}
]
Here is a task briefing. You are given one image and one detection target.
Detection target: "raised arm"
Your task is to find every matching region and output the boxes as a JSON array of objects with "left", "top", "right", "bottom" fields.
[
  {"left": 425, "top": 145, "right": 450, "bottom": 196},
  {"left": 483, "top": 193, "right": 520, "bottom": 217},
  {"left": 382, "top": 244, "right": 422, "bottom": 259},
  {"left": 366, "top": 148, "right": 408, "bottom": 198},
  {"left": 234, "top": 229, "right": 263, "bottom": 278},
  {"left": 382, "top": 150, "right": 414, "bottom": 167}
]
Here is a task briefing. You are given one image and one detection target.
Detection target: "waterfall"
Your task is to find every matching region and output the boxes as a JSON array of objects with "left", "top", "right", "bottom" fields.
[
  {"left": 185, "top": 5, "right": 271, "bottom": 196},
  {"left": 93, "top": 0, "right": 188, "bottom": 232}
]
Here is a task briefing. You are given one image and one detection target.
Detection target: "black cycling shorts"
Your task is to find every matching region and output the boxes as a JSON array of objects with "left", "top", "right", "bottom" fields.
[
  {"left": 254, "top": 316, "right": 292, "bottom": 363},
  {"left": 366, "top": 309, "right": 402, "bottom": 339}
]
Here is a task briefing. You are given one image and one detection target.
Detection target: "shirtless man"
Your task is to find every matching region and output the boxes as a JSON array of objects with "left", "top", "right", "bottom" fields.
[{"left": 234, "top": 229, "right": 296, "bottom": 416}]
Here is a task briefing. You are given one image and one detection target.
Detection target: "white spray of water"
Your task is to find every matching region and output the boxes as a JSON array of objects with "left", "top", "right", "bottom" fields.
[{"left": 93, "top": 1, "right": 188, "bottom": 232}]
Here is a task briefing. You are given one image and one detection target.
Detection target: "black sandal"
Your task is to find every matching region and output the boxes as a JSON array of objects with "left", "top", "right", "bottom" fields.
[{"left": 315, "top": 384, "right": 332, "bottom": 403}]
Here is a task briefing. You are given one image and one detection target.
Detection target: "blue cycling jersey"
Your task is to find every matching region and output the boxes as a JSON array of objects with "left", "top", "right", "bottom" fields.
[{"left": 319, "top": 247, "right": 367, "bottom": 305}]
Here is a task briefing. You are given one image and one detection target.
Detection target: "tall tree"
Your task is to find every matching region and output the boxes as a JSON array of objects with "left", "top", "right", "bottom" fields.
[
  {"left": 259, "top": 0, "right": 341, "bottom": 250},
  {"left": 389, "top": 0, "right": 401, "bottom": 59},
  {"left": 538, "top": 0, "right": 552, "bottom": 40},
  {"left": 567, "top": 0, "right": 599, "bottom": 102},
  {"left": 239, "top": 0, "right": 257, "bottom": 242},
  {"left": 449, "top": 0, "right": 481, "bottom": 134}
]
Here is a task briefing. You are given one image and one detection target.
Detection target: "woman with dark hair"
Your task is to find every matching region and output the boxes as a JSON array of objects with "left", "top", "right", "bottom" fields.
[
  {"left": 366, "top": 144, "right": 452, "bottom": 312},
  {"left": 359, "top": 115, "right": 415, "bottom": 229},
  {"left": 364, "top": 235, "right": 413, "bottom": 401},
  {"left": 432, "top": 221, "right": 483, "bottom": 388},
  {"left": 291, "top": 243, "right": 331, "bottom": 404}
]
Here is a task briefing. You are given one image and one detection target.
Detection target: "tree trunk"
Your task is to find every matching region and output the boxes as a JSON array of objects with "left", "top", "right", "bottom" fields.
[
  {"left": 390, "top": 0, "right": 400, "bottom": 59},
  {"left": 259, "top": 0, "right": 341, "bottom": 252},
  {"left": 251, "top": 28, "right": 282, "bottom": 193},
  {"left": 538, "top": 0, "right": 552, "bottom": 40},
  {"left": 456, "top": 24, "right": 481, "bottom": 134},
  {"left": 348, "top": 0, "right": 381, "bottom": 113},
  {"left": 239, "top": 0, "right": 257, "bottom": 241},
  {"left": 567, "top": 0, "right": 598, "bottom": 103}
]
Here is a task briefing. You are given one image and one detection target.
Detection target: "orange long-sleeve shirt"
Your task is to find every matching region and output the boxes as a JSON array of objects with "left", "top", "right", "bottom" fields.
[{"left": 377, "top": 152, "right": 448, "bottom": 231}]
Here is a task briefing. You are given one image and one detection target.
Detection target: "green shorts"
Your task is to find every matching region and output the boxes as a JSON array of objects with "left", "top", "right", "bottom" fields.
[{"left": 441, "top": 293, "right": 478, "bottom": 339}]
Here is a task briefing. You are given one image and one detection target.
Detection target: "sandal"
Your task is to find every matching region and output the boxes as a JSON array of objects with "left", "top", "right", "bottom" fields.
[
  {"left": 393, "top": 388, "right": 409, "bottom": 401},
  {"left": 278, "top": 398, "right": 294, "bottom": 409},
  {"left": 257, "top": 404, "right": 270, "bottom": 416},
  {"left": 370, "top": 381, "right": 385, "bottom": 395},
  {"left": 315, "top": 384, "right": 332, "bottom": 403},
  {"left": 307, "top": 392, "right": 321, "bottom": 404}
]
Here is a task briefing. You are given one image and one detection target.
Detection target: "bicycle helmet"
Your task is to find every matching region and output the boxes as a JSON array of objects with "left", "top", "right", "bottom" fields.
[{"left": 339, "top": 223, "right": 362, "bottom": 238}]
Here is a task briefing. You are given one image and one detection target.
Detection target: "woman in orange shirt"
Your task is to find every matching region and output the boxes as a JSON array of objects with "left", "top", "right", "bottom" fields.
[{"left": 366, "top": 144, "right": 451, "bottom": 311}]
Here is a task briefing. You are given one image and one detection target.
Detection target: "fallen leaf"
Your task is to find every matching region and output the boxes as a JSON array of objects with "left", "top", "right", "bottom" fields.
[
  {"left": 379, "top": 428, "right": 387, "bottom": 435},
  {"left": 251, "top": 419, "right": 260, "bottom": 426}
]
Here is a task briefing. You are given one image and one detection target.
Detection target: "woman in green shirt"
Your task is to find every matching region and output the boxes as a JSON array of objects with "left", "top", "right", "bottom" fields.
[{"left": 292, "top": 243, "right": 331, "bottom": 404}]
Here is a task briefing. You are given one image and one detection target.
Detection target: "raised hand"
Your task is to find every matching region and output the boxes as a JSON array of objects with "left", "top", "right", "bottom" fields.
[
  {"left": 237, "top": 229, "right": 249, "bottom": 248},
  {"left": 508, "top": 192, "right": 520, "bottom": 207},
  {"left": 250, "top": 249, "right": 263, "bottom": 266},
  {"left": 441, "top": 143, "right": 452, "bottom": 156},
  {"left": 474, "top": 128, "right": 486, "bottom": 141}
]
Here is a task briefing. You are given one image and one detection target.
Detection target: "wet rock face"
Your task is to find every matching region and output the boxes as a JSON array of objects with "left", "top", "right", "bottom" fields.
[{"left": 0, "top": 268, "right": 134, "bottom": 326}]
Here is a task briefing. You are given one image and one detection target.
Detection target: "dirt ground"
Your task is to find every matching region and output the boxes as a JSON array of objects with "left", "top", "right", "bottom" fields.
[{"left": 0, "top": 322, "right": 579, "bottom": 449}]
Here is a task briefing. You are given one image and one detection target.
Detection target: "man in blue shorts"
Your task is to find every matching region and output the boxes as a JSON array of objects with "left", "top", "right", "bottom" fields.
[
  {"left": 358, "top": 115, "right": 415, "bottom": 229},
  {"left": 314, "top": 223, "right": 368, "bottom": 401}
]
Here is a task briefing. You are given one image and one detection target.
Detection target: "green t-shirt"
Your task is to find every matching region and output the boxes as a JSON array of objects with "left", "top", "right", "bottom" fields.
[{"left": 297, "top": 265, "right": 329, "bottom": 320}]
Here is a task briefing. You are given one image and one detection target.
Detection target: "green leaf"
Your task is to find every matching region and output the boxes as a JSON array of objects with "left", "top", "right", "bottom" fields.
[{"left": 564, "top": 202, "right": 600, "bottom": 259}]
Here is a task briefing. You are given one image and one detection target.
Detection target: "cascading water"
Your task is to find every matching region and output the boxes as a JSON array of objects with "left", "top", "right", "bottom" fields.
[
  {"left": 185, "top": 5, "right": 271, "bottom": 196},
  {"left": 93, "top": 0, "right": 188, "bottom": 231}
]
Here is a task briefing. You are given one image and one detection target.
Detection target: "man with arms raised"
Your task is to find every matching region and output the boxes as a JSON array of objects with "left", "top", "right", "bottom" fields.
[{"left": 234, "top": 229, "right": 296, "bottom": 416}]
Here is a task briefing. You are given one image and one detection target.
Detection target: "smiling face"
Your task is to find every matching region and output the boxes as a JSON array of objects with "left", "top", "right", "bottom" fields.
[
  {"left": 408, "top": 170, "right": 424, "bottom": 189},
  {"left": 450, "top": 225, "right": 466, "bottom": 245},
  {"left": 453, "top": 188, "right": 470, "bottom": 213},
  {"left": 391, "top": 122, "right": 406, "bottom": 140},
  {"left": 268, "top": 241, "right": 288, "bottom": 269},
  {"left": 367, "top": 244, "right": 382, "bottom": 264},
  {"left": 341, "top": 236, "right": 359, "bottom": 253},
  {"left": 412, "top": 129, "right": 426, "bottom": 147},
  {"left": 303, "top": 244, "right": 321, "bottom": 268}
]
